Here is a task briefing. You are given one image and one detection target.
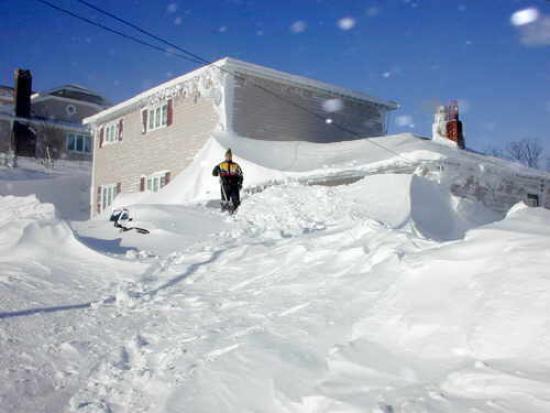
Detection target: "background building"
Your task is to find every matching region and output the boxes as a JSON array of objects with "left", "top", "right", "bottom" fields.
[{"left": 0, "top": 69, "right": 110, "bottom": 163}]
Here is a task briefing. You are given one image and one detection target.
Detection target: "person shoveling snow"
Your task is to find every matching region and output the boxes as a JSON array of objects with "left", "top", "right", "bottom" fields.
[{"left": 212, "top": 148, "right": 243, "bottom": 214}]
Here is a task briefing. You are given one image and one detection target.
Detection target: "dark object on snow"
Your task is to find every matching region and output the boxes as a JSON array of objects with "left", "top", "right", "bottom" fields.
[
  {"left": 110, "top": 207, "right": 150, "bottom": 234},
  {"left": 212, "top": 148, "right": 243, "bottom": 214}
]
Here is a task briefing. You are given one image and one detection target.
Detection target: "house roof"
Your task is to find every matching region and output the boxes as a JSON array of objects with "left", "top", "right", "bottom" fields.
[
  {"left": 222, "top": 57, "right": 399, "bottom": 109},
  {"left": 32, "top": 84, "right": 111, "bottom": 107},
  {"left": 84, "top": 57, "right": 399, "bottom": 125}
]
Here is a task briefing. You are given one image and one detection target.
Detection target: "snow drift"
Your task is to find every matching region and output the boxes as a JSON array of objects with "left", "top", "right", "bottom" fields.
[{"left": 0, "top": 158, "right": 91, "bottom": 220}]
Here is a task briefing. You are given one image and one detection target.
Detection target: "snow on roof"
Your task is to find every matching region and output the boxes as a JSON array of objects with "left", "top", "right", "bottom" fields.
[{"left": 84, "top": 57, "right": 398, "bottom": 125}]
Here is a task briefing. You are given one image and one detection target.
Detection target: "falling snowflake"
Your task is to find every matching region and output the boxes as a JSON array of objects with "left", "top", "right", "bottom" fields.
[
  {"left": 322, "top": 99, "right": 344, "bottom": 113},
  {"left": 218, "top": 26, "right": 228, "bottom": 33},
  {"left": 382, "top": 72, "right": 391, "bottom": 78},
  {"left": 174, "top": 16, "right": 182, "bottom": 26},
  {"left": 337, "top": 17, "right": 356, "bottom": 31},
  {"left": 325, "top": 118, "right": 333, "bottom": 124},
  {"left": 290, "top": 20, "right": 307, "bottom": 33},
  {"left": 167, "top": 2, "right": 178, "bottom": 14},
  {"left": 366, "top": 6, "right": 379, "bottom": 17},
  {"left": 396, "top": 115, "right": 414, "bottom": 128},
  {"left": 511, "top": 8, "right": 539, "bottom": 26}
]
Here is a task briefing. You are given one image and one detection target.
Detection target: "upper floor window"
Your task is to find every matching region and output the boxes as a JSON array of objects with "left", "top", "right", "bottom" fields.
[
  {"left": 105, "top": 123, "right": 118, "bottom": 144},
  {"left": 67, "top": 133, "right": 91, "bottom": 153},
  {"left": 148, "top": 102, "right": 168, "bottom": 131},
  {"left": 141, "top": 99, "right": 173, "bottom": 134},
  {"left": 99, "top": 118, "right": 124, "bottom": 148}
]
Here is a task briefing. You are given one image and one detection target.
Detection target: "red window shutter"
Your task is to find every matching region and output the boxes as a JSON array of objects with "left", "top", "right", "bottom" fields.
[
  {"left": 167, "top": 99, "right": 173, "bottom": 126},
  {"left": 118, "top": 119, "right": 124, "bottom": 142},
  {"left": 116, "top": 182, "right": 121, "bottom": 195},
  {"left": 96, "top": 185, "right": 102, "bottom": 213},
  {"left": 140, "top": 176, "right": 145, "bottom": 192},
  {"left": 164, "top": 171, "right": 171, "bottom": 185},
  {"left": 141, "top": 109, "right": 147, "bottom": 134},
  {"left": 99, "top": 127, "right": 104, "bottom": 148}
]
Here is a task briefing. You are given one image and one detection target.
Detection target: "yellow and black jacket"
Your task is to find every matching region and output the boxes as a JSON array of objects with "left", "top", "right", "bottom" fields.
[{"left": 212, "top": 161, "right": 243, "bottom": 187}]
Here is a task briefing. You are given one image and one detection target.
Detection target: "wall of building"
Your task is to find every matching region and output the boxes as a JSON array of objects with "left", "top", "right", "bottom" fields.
[
  {"left": 230, "top": 73, "right": 388, "bottom": 143},
  {"left": 92, "top": 92, "right": 219, "bottom": 216},
  {"left": 32, "top": 97, "right": 101, "bottom": 123},
  {"left": 423, "top": 159, "right": 550, "bottom": 213}
]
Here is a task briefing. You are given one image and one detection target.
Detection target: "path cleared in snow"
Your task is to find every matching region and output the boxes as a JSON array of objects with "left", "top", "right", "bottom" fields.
[{"left": 2, "top": 171, "right": 550, "bottom": 413}]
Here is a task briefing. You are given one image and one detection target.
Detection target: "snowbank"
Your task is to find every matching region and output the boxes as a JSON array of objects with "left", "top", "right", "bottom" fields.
[
  {"left": 134, "top": 132, "right": 549, "bottom": 213},
  {"left": 0, "top": 195, "right": 143, "bottom": 311},
  {"left": 0, "top": 158, "right": 91, "bottom": 220},
  {"left": 236, "top": 173, "right": 501, "bottom": 241}
]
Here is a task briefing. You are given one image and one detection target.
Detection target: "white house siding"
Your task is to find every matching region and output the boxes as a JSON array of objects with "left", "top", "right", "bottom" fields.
[
  {"left": 230, "top": 73, "right": 388, "bottom": 143},
  {"left": 92, "top": 93, "right": 219, "bottom": 216}
]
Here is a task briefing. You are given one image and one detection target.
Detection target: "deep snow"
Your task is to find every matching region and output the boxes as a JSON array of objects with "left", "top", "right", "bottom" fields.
[{"left": 1, "top": 135, "right": 550, "bottom": 413}]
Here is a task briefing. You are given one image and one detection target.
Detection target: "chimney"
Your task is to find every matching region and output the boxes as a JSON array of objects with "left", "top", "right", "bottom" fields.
[
  {"left": 14, "top": 69, "right": 32, "bottom": 118},
  {"left": 432, "top": 101, "right": 465, "bottom": 149},
  {"left": 445, "top": 100, "right": 465, "bottom": 149},
  {"left": 12, "top": 68, "right": 36, "bottom": 156}
]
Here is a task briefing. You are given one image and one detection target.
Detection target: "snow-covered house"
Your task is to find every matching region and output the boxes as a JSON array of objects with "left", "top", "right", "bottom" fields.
[
  {"left": 0, "top": 69, "right": 110, "bottom": 162},
  {"left": 84, "top": 57, "right": 398, "bottom": 216}
]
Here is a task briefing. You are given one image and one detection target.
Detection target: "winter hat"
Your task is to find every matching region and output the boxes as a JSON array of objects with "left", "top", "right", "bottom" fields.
[{"left": 225, "top": 148, "right": 232, "bottom": 159}]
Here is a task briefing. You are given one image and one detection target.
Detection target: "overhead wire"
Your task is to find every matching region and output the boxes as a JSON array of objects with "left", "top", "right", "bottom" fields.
[{"left": 36, "top": 0, "right": 414, "bottom": 164}]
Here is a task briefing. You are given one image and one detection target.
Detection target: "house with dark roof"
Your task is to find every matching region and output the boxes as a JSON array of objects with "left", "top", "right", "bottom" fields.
[{"left": 0, "top": 69, "right": 110, "bottom": 163}]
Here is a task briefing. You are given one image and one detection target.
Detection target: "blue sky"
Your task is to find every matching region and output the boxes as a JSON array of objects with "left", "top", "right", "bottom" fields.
[{"left": 1, "top": 0, "right": 549, "bottom": 154}]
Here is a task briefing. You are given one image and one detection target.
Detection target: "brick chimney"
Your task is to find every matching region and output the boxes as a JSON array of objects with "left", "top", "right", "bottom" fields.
[
  {"left": 12, "top": 68, "right": 36, "bottom": 156},
  {"left": 432, "top": 101, "right": 465, "bottom": 149},
  {"left": 445, "top": 100, "right": 465, "bottom": 149}
]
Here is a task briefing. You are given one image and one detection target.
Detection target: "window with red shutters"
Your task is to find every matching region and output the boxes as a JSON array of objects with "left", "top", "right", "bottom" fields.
[
  {"left": 116, "top": 182, "right": 121, "bottom": 195},
  {"left": 167, "top": 99, "right": 173, "bottom": 126},
  {"left": 165, "top": 171, "right": 171, "bottom": 185}
]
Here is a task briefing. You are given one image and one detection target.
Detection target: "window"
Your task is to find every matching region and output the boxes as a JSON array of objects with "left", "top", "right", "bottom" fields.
[
  {"left": 146, "top": 171, "right": 168, "bottom": 192},
  {"left": 526, "top": 193, "right": 539, "bottom": 207},
  {"left": 105, "top": 123, "right": 117, "bottom": 144},
  {"left": 147, "top": 102, "right": 168, "bottom": 132},
  {"left": 101, "top": 183, "right": 118, "bottom": 211},
  {"left": 66, "top": 133, "right": 91, "bottom": 153}
]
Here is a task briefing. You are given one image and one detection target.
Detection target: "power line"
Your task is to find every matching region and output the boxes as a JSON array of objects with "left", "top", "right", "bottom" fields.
[
  {"left": 36, "top": 0, "right": 412, "bottom": 164},
  {"left": 72, "top": 0, "right": 412, "bottom": 162},
  {"left": 35, "top": 0, "right": 204, "bottom": 65},
  {"left": 74, "top": 0, "right": 209, "bottom": 67}
]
